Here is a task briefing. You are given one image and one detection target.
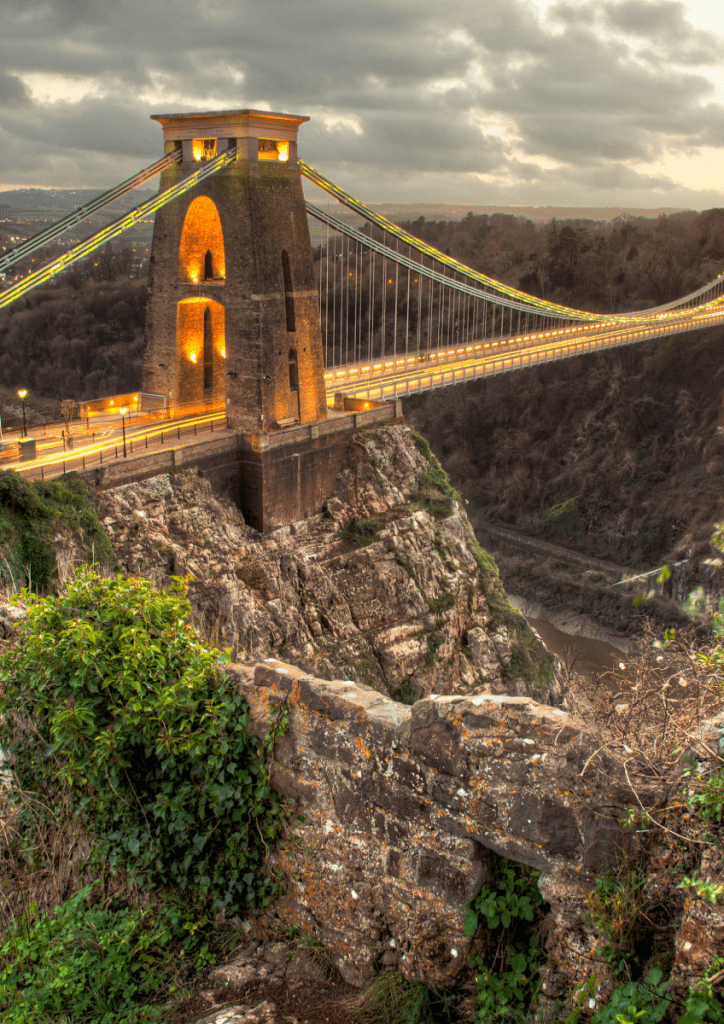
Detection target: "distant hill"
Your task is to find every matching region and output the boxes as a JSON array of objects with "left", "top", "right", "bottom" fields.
[
  {"left": 0, "top": 187, "right": 691, "bottom": 224},
  {"left": 368, "top": 203, "right": 692, "bottom": 224},
  {"left": 0, "top": 187, "right": 156, "bottom": 215}
]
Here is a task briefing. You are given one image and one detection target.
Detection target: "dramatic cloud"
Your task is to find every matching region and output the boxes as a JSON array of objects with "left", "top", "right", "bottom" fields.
[{"left": 0, "top": 0, "right": 722, "bottom": 208}]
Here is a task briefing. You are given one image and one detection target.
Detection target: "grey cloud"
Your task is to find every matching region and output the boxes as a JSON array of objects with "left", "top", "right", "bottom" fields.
[
  {"left": 552, "top": 0, "right": 723, "bottom": 64},
  {"left": 0, "top": 71, "right": 30, "bottom": 108},
  {"left": 602, "top": 0, "right": 707, "bottom": 42},
  {"left": 0, "top": 0, "right": 721, "bottom": 209}
]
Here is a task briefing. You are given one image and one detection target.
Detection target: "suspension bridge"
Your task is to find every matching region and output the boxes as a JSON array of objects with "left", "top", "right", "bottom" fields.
[{"left": 1, "top": 107, "right": 722, "bottom": 513}]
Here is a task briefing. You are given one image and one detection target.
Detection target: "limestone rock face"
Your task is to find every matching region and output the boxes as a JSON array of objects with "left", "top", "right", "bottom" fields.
[
  {"left": 99, "top": 426, "right": 555, "bottom": 704},
  {"left": 0, "top": 604, "right": 25, "bottom": 641},
  {"left": 233, "top": 659, "right": 638, "bottom": 990}
]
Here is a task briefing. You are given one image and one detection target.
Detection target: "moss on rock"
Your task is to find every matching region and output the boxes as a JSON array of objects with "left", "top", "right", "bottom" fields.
[{"left": 0, "top": 470, "right": 114, "bottom": 591}]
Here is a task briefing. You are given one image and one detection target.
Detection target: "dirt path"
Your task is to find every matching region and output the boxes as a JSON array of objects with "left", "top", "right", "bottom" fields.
[{"left": 472, "top": 518, "right": 633, "bottom": 578}]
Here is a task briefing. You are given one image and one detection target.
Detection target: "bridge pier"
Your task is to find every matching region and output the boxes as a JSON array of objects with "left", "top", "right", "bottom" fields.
[{"left": 80, "top": 401, "right": 403, "bottom": 533}]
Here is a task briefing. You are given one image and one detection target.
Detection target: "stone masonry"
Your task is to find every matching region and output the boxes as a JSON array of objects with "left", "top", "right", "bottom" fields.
[
  {"left": 233, "top": 658, "right": 648, "bottom": 996},
  {"left": 142, "top": 110, "right": 327, "bottom": 431}
]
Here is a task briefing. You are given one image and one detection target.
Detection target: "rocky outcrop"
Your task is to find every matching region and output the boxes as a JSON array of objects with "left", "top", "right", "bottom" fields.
[
  {"left": 0, "top": 604, "right": 25, "bottom": 641},
  {"left": 98, "top": 426, "right": 555, "bottom": 704},
  {"left": 232, "top": 658, "right": 648, "bottom": 996}
]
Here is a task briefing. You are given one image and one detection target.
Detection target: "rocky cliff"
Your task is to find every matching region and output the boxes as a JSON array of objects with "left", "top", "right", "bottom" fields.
[
  {"left": 3, "top": 423, "right": 723, "bottom": 1024},
  {"left": 98, "top": 425, "right": 555, "bottom": 706}
]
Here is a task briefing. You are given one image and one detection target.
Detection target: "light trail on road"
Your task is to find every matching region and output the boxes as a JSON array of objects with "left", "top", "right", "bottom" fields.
[{"left": 324, "top": 300, "right": 724, "bottom": 401}]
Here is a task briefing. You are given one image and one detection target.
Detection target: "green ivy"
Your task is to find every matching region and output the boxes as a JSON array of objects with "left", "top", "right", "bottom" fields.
[{"left": 0, "top": 568, "right": 289, "bottom": 915}]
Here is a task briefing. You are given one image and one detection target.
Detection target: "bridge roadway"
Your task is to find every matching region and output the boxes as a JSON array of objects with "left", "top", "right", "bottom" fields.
[
  {"left": 324, "top": 301, "right": 724, "bottom": 401},
  {"left": 0, "top": 406, "right": 235, "bottom": 483},
  {"left": 4, "top": 297, "right": 724, "bottom": 484}
]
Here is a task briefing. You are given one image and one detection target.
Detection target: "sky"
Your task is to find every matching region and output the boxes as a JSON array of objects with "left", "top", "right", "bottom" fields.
[{"left": 1, "top": 0, "right": 724, "bottom": 210}]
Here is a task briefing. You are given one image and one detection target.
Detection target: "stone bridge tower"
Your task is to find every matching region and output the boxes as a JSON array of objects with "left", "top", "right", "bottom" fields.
[{"left": 141, "top": 109, "right": 327, "bottom": 432}]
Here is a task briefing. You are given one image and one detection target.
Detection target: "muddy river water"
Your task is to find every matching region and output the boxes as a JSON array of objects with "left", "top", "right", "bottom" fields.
[
  {"left": 525, "top": 615, "right": 629, "bottom": 677},
  {"left": 508, "top": 595, "right": 632, "bottom": 679}
]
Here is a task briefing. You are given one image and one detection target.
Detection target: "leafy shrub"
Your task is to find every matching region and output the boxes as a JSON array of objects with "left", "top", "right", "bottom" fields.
[
  {"left": 464, "top": 858, "right": 548, "bottom": 1023},
  {"left": 584, "top": 967, "right": 670, "bottom": 1024},
  {"left": 680, "top": 958, "right": 724, "bottom": 1024},
  {"left": 0, "top": 883, "right": 218, "bottom": 1024},
  {"left": 0, "top": 568, "right": 288, "bottom": 914}
]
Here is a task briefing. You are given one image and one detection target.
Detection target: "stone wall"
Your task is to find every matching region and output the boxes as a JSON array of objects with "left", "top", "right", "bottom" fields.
[{"left": 232, "top": 659, "right": 650, "bottom": 996}]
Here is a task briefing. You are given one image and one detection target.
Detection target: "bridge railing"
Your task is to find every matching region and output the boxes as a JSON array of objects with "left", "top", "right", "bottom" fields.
[
  {"left": 329, "top": 306, "right": 724, "bottom": 401},
  {"left": 10, "top": 410, "right": 230, "bottom": 482}
]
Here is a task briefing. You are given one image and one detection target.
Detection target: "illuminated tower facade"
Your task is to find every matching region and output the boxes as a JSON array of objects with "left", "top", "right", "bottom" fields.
[{"left": 142, "top": 109, "right": 327, "bottom": 432}]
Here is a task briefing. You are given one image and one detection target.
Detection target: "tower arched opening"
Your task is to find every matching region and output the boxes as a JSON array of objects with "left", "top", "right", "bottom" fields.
[
  {"left": 288, "top": 346, "right": 299, "bottom": 392},
  {"left": 179, "top": 196, "right": 225, "bottom": 284},
  {"left": 282, "top": 250, "right": 296, "bottom": 333},
  {"left": 176, "top": 297, "right": 226, "bottom": 409}
]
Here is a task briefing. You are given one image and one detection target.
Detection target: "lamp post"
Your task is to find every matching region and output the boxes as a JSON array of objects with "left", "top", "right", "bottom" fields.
[
  {"left": 17, "top": 390, "right": 27, "bottom": 438},
  {"left": 120, "top": 407, "right": 127, "bottom": 458}
]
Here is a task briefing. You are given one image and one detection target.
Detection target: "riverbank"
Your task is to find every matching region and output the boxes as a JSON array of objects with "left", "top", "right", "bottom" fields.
[{"left": 472, "top": 516, "right": 691, "bottom": 643}]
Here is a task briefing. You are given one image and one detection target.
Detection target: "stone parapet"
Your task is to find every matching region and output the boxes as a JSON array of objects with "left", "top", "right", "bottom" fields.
[{"left": 232, "top": 659, "right": 643, "bottom": 988}]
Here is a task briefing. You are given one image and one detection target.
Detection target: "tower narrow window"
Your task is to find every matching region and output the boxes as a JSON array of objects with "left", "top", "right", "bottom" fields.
[
  {"left": 204, "top": 249, "right": 213, "bottom": 280},
  {"left": 288, "top": 347, "right": 299, "bottom": 392},
  {"left": 203, "top": 307, "right": 213, "bottom": 396},
  {"left": 282, "top": 250, "right": 296, "bottom": 332}
]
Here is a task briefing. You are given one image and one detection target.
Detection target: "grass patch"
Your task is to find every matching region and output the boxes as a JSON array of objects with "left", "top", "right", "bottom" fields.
[
  {"left": 469, "top": 539, "right": 554, "bottom": 692},
  {"left": 426, "top": 634, "right": 443, "bottom": 665},
  {"left": 293, "top": 931, "right": 336, "bottom": 978},
  {"left": 341, "top": 514, "right": 386, "bottom": 548},
  {"left": 350, "top": 972, "right": 457, "bottom": 1024},
  {"left": 390, "top": 680, "right": 419, "bottom": 705},
  {"left": 411, "top": 430, "right": 459, "bottom": 520}
]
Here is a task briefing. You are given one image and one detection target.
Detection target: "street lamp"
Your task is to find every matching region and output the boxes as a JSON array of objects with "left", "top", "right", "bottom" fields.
[
  {"left": 120, "top": 407, "right": 127, "bottom": 458},
  {"left": 17, "top": 390, "right": 27, "bottom": 438}
]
